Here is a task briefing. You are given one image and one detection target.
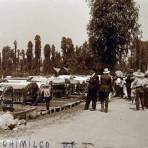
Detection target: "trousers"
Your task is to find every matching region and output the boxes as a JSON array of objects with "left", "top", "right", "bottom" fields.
[{"left": 84, "top": 91, "right": 97, "bottom": 110}]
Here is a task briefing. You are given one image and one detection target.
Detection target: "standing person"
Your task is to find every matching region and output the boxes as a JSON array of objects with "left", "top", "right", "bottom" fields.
[
  {"left": 143, "top": 71, "right": 148, "bottom": 108},
  {"left": 119, "top": 76, "right": 124, "bottom": 98},
  {"left": 42, "top": 81, "right": 53, "bottom": 111},
  {"left": 84, "top": 68, "right": 99, "bottom": 111},
  {"left": 126, "top": 70, "right": 134, "bottom": 101},
  {"left": 131, "top": 69, "right": 145, "bottom": 110},
  {"left": 99, "top": 68, "right": 112, "bottom": 113},
  {"left": 114, "top": 76, "right": 121, "bottom": 97}
]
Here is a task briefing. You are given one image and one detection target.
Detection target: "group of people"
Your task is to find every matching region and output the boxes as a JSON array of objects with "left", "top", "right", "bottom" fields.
[
  {"left": 29, "top": 68, "right": 148, "bottom": 112},
  {"left": 84, "top": 68, "right": 148, "bottom": 112},
  {"left": 113, "top": 69, "right": 135, "bottom": 100},
  {"left": 84, "top": 68, "right": 112, "bottom": 112}
]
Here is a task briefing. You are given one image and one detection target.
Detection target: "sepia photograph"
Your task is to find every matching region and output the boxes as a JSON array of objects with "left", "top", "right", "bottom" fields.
[{"left": 0, "top": 0, "right": 148, "bottom": 148}]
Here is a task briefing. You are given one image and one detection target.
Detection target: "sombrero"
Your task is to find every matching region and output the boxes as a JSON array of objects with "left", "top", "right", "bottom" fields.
[
  {"left": 103, "top": 68, "right": 110, "bottom": 74},
  {"left": 133, "top": 69, "right": 145, "bottom": 78}
]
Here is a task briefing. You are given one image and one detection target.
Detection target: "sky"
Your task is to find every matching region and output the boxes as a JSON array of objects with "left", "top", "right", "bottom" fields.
[{"left": 0, "top": 0, "right": 147, "bottom": 51}]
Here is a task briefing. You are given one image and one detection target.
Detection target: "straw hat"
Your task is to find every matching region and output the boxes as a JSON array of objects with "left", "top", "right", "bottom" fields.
[
  {"left": 115, "top": 70, "right": 123, "bottom": 77},
  {"left": 103, "top": 68, "right": 110, "bottom": 74},
  {"left": 133, "top": 69, "right": 145, "bottom": 78}
]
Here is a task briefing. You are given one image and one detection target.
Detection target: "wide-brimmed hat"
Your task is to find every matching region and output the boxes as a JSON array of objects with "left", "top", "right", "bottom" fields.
[
  {"left": 115, "top": 70, "right": 123, "bottom": 77},
  {"left": 133, "top": 69, "right": 145, "bottom": 78},
  {"left": 103, "top": 68, "right": 110, "bottom": 74}
]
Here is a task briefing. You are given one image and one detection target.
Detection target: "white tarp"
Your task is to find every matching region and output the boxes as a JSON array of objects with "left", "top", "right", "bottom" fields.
[
  {"left": 72, "top": 75, "right": 90, "bottom": 84},
  {"left": 30, "top": 76, "right": 48, "bottom": 83},
  {"left": 0, "top": 82, "right": 31, "bottom": 89}
]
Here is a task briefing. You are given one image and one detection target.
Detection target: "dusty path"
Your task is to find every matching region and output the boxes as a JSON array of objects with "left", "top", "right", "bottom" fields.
[{"left": 0, "top": 98, "right": 148, "bottom": 148}]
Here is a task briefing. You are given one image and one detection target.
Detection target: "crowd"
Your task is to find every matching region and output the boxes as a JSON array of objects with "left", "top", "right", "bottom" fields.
[{"left": 84, "top": 68, "right": 148, "bottom": 112}]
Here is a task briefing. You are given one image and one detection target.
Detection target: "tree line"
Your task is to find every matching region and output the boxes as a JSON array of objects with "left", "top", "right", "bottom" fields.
[
  {"left": 0, "top": 35, "right": 96, "bottom": 76},
  {"left": 0, "top": 34, "right": 147, "bottom": 77}
]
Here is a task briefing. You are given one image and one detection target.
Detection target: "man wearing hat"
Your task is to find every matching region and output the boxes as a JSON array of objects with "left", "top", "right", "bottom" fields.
[
  {"left": 84, "top": 68, "right": 99, "bottom": 111},
  {"left": 99, "top": 68, "right": 112, "bottom": 112},
  {"left": 131, "top": 69, "right": 145, "bottom": 110}
]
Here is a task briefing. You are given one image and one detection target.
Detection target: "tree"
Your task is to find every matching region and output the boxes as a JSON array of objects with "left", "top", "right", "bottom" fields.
[
  {"left": 26, "top": 41, "right": 33, "bottom": 74},
  {"left": 43, "top": 44, "right": 51, "bottom": 74},
  {"left": 134, "top": 39, "right": 148, "bottom": 72},
  {"left": 19, "top": 49, "right": 26, "bottom": 72},
  {"left": 0, "top": 52, "right": 2, "bottom": 73},
  {"left": 61, "top": 37, "right": 75, "bottom": 71},
  {"left": 13, "top": 40, "right": 17, "bottom": 70},
  {"left": 54, "top": 51, "right": 62, "bottom": 68},
  {"left": 87, "top": 0, "right": 140, "bottom": 70},
  {"left": 34, "top": 34, "right": 41, "bottom": 74},
  {"left": 75, "top": 42, "right": 93, "bottom": 74},
  {"left": 51, "top": 44, "right": 56, "bottom": 66},
  {"left": 2, "top": 46, "right": 14, "bottom": 75}
]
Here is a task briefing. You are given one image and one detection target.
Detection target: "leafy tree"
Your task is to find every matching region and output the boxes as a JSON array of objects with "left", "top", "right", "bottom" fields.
[
  {"left": 54, "top": 51, "right": 62, "bottom": 68},
  {"left": 26, "top": 41, "right": 33, "bottom": 74},
  {"left": 134, "top": 39, "right": 148, "bottom": 72},
  {"left": 0, "top": 52, "right": 1, "bottom": 73},
  {"left": 61, "top": 37, "right": 67, "bottom": 58},
  {"left": 2, "top": 46, "right": 14, "bottom": 75},
  {"left": 51, "top": 44, "right": 56, "bottom": 66},
  {"left": 13, "top": 40, "right": 17, "bottom": 70},
  {"left": 43, "top": 44, "right": 51, "bottom": 74},
  {"left": 34, "top": 34, "right": 41, "bottom": 74},
  {"left": 75, "top": 42, "right": 93, "bottom": 74},
  {"left": 87, "top": 0, "right": 140, "bottom": 70},
  {"left": 61, "top": 37, "right": 75, "bottom": 71},
  {"left": 19, "top": 49, "right": 26, "bottom": 72}
]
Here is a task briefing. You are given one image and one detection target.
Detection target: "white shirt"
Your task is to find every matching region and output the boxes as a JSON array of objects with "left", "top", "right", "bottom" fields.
[
  {"left": 131, "top": 78, "right": 145, "bottom": 88},
  {"left": 115, "top": 78, "right": 121, "bottom": 86}
]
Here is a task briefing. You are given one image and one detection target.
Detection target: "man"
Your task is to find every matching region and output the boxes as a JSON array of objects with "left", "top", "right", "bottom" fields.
[
  {"left": 114, "top": 76, "right": 121, "bottom": 97},
  {"left": 99, "top": 68, "right": 112, "bottom": 112},
  {"left": 84, "top": 68, "right": 99, "bottom": 111},
  {"left": 131, "top": 69, "right": 145, "bottom": 110},
  {"left": 41, "top": 81, "right": 53, "bottom": 111},
  {"left": 125, "top": 69, "right": 134, "bottom": 101}
]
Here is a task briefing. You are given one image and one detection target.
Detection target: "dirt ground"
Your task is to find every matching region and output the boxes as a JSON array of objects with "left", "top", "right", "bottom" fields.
[{"left": 0, "top": 98, "right": 148, "bottom": 148}]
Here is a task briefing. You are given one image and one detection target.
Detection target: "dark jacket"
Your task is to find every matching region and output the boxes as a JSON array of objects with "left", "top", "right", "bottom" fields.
[
  {"left": 99, "top": 74, "right": 112, "bottom": 93},
  {"left": 126, "top": 76, "right": 134, "bottom": 88},
  {"left": 89, "top": 74, "right": 99, "bottom": 91}
]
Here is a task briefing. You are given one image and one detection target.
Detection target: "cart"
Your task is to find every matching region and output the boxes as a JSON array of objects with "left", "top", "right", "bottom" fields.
[{"left": 0, "top": 85, "right": 14, "bottom": 112}]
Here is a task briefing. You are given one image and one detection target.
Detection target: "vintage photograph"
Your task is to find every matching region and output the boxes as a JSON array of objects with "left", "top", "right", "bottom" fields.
[{"left": 0, "top": 0, "right": 148, "bottom": 148}]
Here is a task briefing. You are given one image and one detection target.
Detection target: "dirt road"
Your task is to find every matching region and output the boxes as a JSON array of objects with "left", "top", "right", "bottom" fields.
[{"left": 0, "top": 98, "right": 148, "bottom": 148}]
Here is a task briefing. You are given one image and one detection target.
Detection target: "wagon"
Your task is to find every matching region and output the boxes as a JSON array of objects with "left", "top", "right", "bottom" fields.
[
  {"left": 51, "top": 78, "right": 66, "bottom": 98},
  {"left": 52, "top": 84, "right": 65, "bottom": 98},
  {"left": 23, "top": 82, "right": 39, "bottom": 105},
  {"left": 0, "top": 85, "right": 14, "bottom": 112},
  {"left": 0, "top": 80, "right": 39, "bottom": 106},
  {"left": 0, "top": 81, "right": 30, "bottom": 104}
]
